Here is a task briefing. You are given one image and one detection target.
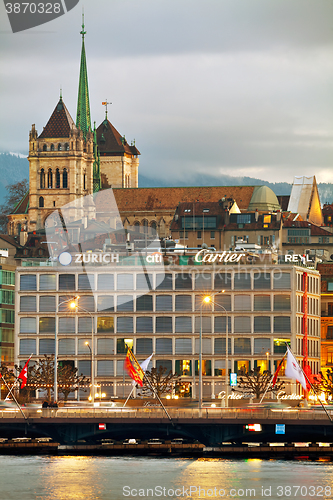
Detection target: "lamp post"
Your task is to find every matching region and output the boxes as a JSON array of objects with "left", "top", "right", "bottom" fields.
[
  {"left": 201, "top": 295, "right": 229, "bottom": 408},
  {"left": 54, "top": 296, "right": 79, "bottom": 402},
  {"left": 199, "top": 295, "right": 212, "bottom": 409},
  {"left": 72, "top": 300, "right": 95, "bottom": 405}
]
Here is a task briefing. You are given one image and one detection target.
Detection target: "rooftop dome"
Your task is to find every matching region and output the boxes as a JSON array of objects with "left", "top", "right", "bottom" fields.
[{"left": 248, "top": 185, "right": 281, "bottom": 212}]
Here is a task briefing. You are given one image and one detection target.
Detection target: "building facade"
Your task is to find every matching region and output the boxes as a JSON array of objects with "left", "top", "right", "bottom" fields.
[{"left": 15, "top": 253, "right": 320, "bottom": 400}]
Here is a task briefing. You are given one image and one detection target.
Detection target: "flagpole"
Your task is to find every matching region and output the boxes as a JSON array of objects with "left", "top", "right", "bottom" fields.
[
  {"left": 259, "top": 352, "right": 288, "bottom": 404},
  {"left": 143, "top": 372, "right": 173, "bottom": 422},
  {"left": 286, "top": 345, "right": 333, "bottom": 424},
  {"left": 5, "top": 354, "right": 33, "bottom": 400},
  {"left": 123, "top": 384, "right": 135, "bottom": 408},
  {"left": 0, "top": 376, "right": 27, "bottom": 420}
]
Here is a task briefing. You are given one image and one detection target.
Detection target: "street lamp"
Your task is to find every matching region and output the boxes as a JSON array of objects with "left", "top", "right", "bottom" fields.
[
  {"left": 71, "top": 299, "right": 95, "bottom": 404},
  {"left": 201, "top": 295, "right": 230, "bottom": 408},
  {"left": 54, "top": 296, "right": 79, "bottom": 402},
  {"left": 198, "top": 295, "right": 211, "bottom": 409},
  {"left": 85, "top": 341, "right": 93, "bottom": 401}
]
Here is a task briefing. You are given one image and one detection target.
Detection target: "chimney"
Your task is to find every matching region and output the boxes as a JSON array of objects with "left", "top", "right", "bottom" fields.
[
  {"left": 276, "top": 210, "right": 281, "bottom": 222},
  {"left": 255, "top": 209, "right": 259, "bottom": 222}
]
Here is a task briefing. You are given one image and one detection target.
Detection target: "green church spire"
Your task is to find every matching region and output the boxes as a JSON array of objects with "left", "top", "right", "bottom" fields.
[
  {"left": 93, "top": 121, "right": 101, "bottom": 193},
  {"left": 76, "top": 13, "right": 91, "bottom": 138}
]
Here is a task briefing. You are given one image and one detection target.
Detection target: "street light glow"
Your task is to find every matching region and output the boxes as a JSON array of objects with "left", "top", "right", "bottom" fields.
[{"left": 203, "top": 295, "right": 211, "bottom": 303}]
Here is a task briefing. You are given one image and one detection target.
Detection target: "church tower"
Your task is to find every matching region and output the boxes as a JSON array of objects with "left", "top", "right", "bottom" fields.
[{"left": 26, "top": 18, "right": 96, "bottom": 232}]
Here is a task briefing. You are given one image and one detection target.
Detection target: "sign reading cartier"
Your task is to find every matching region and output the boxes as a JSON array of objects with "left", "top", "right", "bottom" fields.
[{"left": 195, "top": 249, "right": 246, "bottom": 264}]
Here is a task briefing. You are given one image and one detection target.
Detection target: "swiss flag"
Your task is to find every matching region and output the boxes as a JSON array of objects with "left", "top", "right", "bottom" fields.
[{"left": 18, "top": 356, "right": 32, "bottom": 389}]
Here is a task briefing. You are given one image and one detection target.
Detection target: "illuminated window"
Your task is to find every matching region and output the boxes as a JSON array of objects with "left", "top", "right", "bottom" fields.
[{"left": 97, "top": 317, "right": 114, "bottom": 333}]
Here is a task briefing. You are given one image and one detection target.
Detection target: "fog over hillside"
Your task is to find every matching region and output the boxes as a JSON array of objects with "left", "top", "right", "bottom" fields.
[{"left": 1, "top": 152, "right": 333, "bottom": 206}]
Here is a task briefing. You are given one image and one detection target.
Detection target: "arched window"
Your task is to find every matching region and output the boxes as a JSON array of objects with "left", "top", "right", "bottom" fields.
[
  {"left": 56, "top": 168, "right": 60, "bottom": 188},
  {"left": 40, "top": 168, "right": 45, "bottom": 189},
  {"left": 43, "top": 144, "right": 47, "bottom": 152},
  {"left": 63, "top": 168, "right": 68, "bottom": 189},
  {"left": 150, "top": 221, "right": 157, "bottom": 230},
  {"left": 48, "top": 169, "right": 53, "bottom": 188},
  {"left": 39, "top": 196, "right": 44, "bottom": 208},
  {"left": 58, "top": 143, "right": 62, "bottom": 151},
  {"left": 64, "top": 143, "right": 69, "bottom": 151},
  {"left": 83, "top": 173, "right": 87, "bottom": 190},
  {"left": 50, "top": 144, "right": 54, "bottom": 151},
  {"left": 134, "top": 221, "right": 140, "bottom": 228},
  {"left": 142, "top": 219, "right": 149, "bottom": 234}
]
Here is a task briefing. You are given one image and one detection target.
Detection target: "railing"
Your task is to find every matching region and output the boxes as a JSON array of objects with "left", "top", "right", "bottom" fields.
[{"left": 0, "top": 407, "right": 332, "bottom": 421}]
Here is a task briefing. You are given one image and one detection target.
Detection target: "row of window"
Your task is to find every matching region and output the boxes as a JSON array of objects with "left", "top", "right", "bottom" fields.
[
  {"left": 296, "top": 273, "right": 320, "bottom": 294},
  {"left": 41, "top": 143, "right": 70, "bottom": 152},
  {"left": 19, "top": 336, "right": 290, "bottom": 357},
  {"left": 39, "top": 168, "right": 68, "bottom": 190},
  {"left": 0, "top": 290, "right": 15, "bottom": 305},
  {"left": 19, "top": 271, "right": 292, "bottom": 292},
  {"left": 0, "top": 271, "right": 15, "bottom": 286},
  {"left": 19, "top": 315, "right": 292, "bottom": 334},
  {"left": 0, "top": 309, "right": 14, "bottom": 324},
  {"left": 295, "top": 316, "right": 320, "bottom": 337},
  {"left": 19, "top": 293, "right": 293, "bottom": 313},
  {"left": 296, "top": 294, "right": 320, "bottom": 316}
]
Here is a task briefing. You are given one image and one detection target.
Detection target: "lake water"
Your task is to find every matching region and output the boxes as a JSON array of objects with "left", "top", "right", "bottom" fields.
[{"left": 0, "top": 456, "right": 332, "bottom": 500}]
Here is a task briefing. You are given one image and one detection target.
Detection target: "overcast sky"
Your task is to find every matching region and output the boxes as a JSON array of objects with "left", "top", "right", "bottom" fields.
[{"left": 0, "top": 0, "right": 332, "bottom": 184}]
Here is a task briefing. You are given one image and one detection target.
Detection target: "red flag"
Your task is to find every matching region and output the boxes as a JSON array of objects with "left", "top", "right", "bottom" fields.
[
  {"left": 18, "top": 356, "right": 32, "bottom": 389},
  {"left": 124, "top": 348, "right": 144, "bottom": 387},
  {"left": 272, "top": 358, "right": 285, "bottom": 388}
]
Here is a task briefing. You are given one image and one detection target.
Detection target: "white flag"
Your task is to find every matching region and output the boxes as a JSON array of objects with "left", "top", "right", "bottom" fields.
[
  {"left": 285, "top": 348, "right": 307, "bottom": 390},
  {"left": 140, "top": 353, "right": 154, "bottom": 374}
]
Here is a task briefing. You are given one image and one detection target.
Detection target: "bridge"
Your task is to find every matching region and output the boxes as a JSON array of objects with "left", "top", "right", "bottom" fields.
[{"left": 1, "top": 407, "right": 333, "bottom": 446}]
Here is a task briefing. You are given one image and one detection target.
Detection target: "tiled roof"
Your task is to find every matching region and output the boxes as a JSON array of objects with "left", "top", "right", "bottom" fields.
[
  {"left": 0, "top": 234, "right": 23, "bottom": 249},
  {"left": 283, "top": 220, "right": 332, "bottom": 236},
  {"left": 38, "top": 98, "right": 77, "bottom": 139},
  {"left": 113, "top": 186, "right": 256, "bottom": 212},
  {"left": 96, "top": 119, "right": 140, "bottom": 156},
  {"left": 11, "top": 192, "right": 29, "bottom": 215},
  {"left": 323, "top": 204, "right": 333, "bottom": 215},
  {"left": 277, "top": 195, "right": 290, "bottom": 211}
]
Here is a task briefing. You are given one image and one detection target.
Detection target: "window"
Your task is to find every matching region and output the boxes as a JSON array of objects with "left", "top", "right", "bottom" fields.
[
  {"left": 48, "top": 168, "right": 53, "bottom": 188},
  {"left": 156, "top": 360, "right": 172, "bottom": 372},
  {"left": 175, "top": 295, "right": 192, "bottom": 311},
  {"left": 155, "top": 338, "right": 172, "bottom": 355},
  {"left": 136, "top": 273, "right": 153, "bottom": 290},
  {"left": 156, "top": 295, "right": 172, "bottom": 311},
  {"left": 39, "top": 339, "right": 55, "bottom": 355},
  {"left": 136, "top": 317, "right": 153, "bottom": 333},
  {"left": 210, "top": 231, "right": 215, "bottom": 239},
  {"left": 78, "top": 317, "right": 93, "bottom": 333},
  {"left": 234, "top": 295, "right": 251, "bottom": 311},
  {"left": 254, "top": 316, "right": 271, "bottom": 333},
  {"left": 175, "top": 338, "right": 192, "bottom": 354},
  {"left": 194, "top": 338, "right": 211, "bottom": 355},
  {"left": 20, "top": 318, "right": 36, "bottom": 333},
  {"left": 175, "top": 273, "right": 192, "bottom": 290},
  {"left": 214, "top": 294, "right": 231, "bottom": 311},
  {"left": 175, "top": 317, "right": 192, "bottom": 333},
  {"left": 214, "top": 316, "right": 231, "bottom": 333},
  {"left": 40, "top": 169, "right": 45, "bottom": 189},
  {"left": 55, "top": 168, "right": 60, "bottom": 188},
  {"left": 78, "top": 296, "right": 95, "bottom": 312},
  {"left": 234, "top": 273, "right": 251, "bottom": 290},
  {"left": 97, "top": 360, "right": 113, "bottom": 376},
  {"left": 194, "top": 316, "right": 211, "bottom": 333},
  {"left": 117, "top": 295, "right": 134, "bottom": 312},
  {"left": 234, "top": 338, "right": 251, "bottom": 355},
  {"left": 214, "top": 338, "right": 231, "bottom": 354},
  {"left": 57, "top": 143, "right": 62, "bottom": 151},
  {"left": 50, "top": 144, "right": 54, "bottom": 151},
  {"left": 117, "top": 338, "right": 132, "bottom": 354},
  {"left": 39, "top": 317, "right": 55, "bottom": 334},
  {"left": 78, "top": 360, "right": 91, "bottom": 377},
  {"left": 194, "top": 273, "right": 212, "bottom": 290},
  {"left": 39, "top": 296, "right": 56, "bottom": 312},
  {"left": 254, "top": 338, "right": 270, "bottom": 354},
  {"left": 20, "top": 296, "right": 36, "bottom": 312},
  {"left": 20, "top": 274, "right": 37, "bottom": 291},
  {"left": 136, "top": 295, "right": 153, "bottom": 311},
  {"left": 156, "top": 317, "right": 172, "bottom": 333},
  {"left": 274, "top": 338, "right": 290, "bottom": 354},
  {"left": 59, "top": 338, "right": 75, "bottom": 355},
  {"left": 234, "top": 316, "right": 251, "bottom": 333},
  {"left": 254, "top": 295, "right": 271, "bottom": 311},
  {"left": 117, "top": 317, "right": 133, "bottom": 333},
  {"left": 20, "top": 339, "right": 36, "bottom": 355},
  {"left": 175, "top": 360, "right": 192, "bottom": 376},
  {"left": 274, "top": 316, "right": 291, "bottom": 333},
  {"left": 214, "top": 273, "right": 232, "bottom": 290},
  {"left": 117, "top": 274, "right": 134, "bottom": 290},
  {"left": 136, "top": 338, "right": 153, "bottom": 355},
  {"left": 97, "top": 317, "right": 114, "bottom": 333},
  {"left": 97, "top": 274, "right": 114, "bottom": 290},
  {"left": 273, "top": 273, "right": 290, "bottom": 290},
  {"left": 97, "top": 338, "right": 114, "bottom": 354},
  {"left": 78, "top": 274, "right": 94, "bottom": 290},
  {"left": 156, "top": 273, "right": 173, "bottom": 290},
  {"left": 59, "top": 274, "right": 75, "bottom": 290},
  {"left": 97, "top": 296, "right": 114, "bottom": 312},
  {"left": 274, "top": 295, "right": 291, "bottom": 311},
  {"left": 254, "top": 272, "right": 271, "bottom": 289},
  {"left": 58, "top": 317, "right": 75, "bottom": 333},
  {"left": 39, "top": 274, "right": 56, "bottom": 291}
]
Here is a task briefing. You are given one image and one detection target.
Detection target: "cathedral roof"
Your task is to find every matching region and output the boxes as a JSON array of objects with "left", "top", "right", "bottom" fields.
[
  {"left": 113, "top": 186, "right": 255, "bottom": 212},
  {"left": 38, "top": 98, "right": 77, "bottom": 139},
  {"left": 247, "top": 185, "right": 281, "bottom": 212},
  {"left": 76, "top": 22, "right": 91, "bottom": 138},
  {"left": 11, "top": 191, "right": 29, "bottom": 215},
  {"left": 96, "top": 119, "right": 140, "bottom": 156}
]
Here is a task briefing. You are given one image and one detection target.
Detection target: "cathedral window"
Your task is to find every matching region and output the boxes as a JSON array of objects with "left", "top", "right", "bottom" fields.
[
  {"left": 150, "top": 221, "right": 157, "bottom": 230},
  {"left": 63, "top": 168, "right": 68, "bottom": 189},
  {"left": 40, "top": 169, "right": 45, "bottom": 189},
  {"left": 56, "top": 168, "right": 61, "bottom": 188},
  {"left": 43, "top": 144, "right": 47, "bottom": 152},
  {"left": 142, "top": 219, "right": 149, "bottom": 234},
  {"left": 65, "top": 143, "right": 69, "bottom": 151},
  {"left": 58, "top": 143, "right": 62, "bottom": 151},
  {"left": 39, "top": 197, "right": 44, "bottom": 208},
  {"left": 50, "top": 144, "right": 54, "bottom": 151},
  {"left": 48, "top": 169, "right": 53, "bottom": 189}
]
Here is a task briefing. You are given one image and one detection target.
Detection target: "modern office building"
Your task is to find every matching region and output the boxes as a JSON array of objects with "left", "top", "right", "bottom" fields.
[{"left": 15, "top": 251, "right": 321, "bottom": 400}]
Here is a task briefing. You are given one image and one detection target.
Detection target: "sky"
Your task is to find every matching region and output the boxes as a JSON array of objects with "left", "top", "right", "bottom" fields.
[{"left": 0, "top": 0, "right": 332, "bottom": 184}]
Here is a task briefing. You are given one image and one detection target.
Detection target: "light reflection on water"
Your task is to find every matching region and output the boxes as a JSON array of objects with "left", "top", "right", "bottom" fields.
[{"left": 0, "top": 456, "right": 332, "bottom": 500}]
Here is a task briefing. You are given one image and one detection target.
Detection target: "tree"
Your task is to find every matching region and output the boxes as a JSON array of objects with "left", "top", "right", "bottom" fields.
[
  {"left": 0, "top": 363, "right": 16, "bottom": 398},
  {"left": 138, "top": 366, "right": 181, "bottom": 398},
  {"left": 315, "top": 371, "right": 333, "bottom": 400},
  {"left": 16, "top": 355, "right": 89, "bottom": 402},
  {"left": 234, "top": 368, "right": 285, "bottom": 399},
  {"left": 0, "top": 178, "right": 28, "bottom": 233}
]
